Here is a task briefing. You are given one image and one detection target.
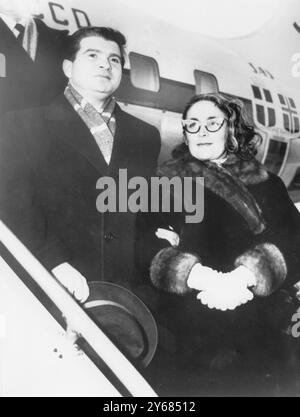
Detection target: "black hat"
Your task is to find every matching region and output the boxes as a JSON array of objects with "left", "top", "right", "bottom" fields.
[{"left": 83, "top": 282, "right": 158, "bottom": 367}]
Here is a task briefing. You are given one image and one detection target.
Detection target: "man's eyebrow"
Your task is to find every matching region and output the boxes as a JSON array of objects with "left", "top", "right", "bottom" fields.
[
  {"left": 82, "top": 48, "right": 121, "bottom": 59},
  {"left": 82, "top": 48, "right": 100, "bottom": 54}
]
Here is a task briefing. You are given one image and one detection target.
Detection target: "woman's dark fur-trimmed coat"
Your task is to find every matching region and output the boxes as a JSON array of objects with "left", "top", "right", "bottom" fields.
[{"left": 136, "top": 153, "right": 300, "bottom": 395}]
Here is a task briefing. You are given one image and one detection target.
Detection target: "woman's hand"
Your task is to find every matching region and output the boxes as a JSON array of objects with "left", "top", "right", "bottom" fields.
[
  {"left": 196, "top": 284, "right": 253, "bottom": 311},
  {"left": 155, "top": 227, "right": 180, "bottom": 247},
  {"left": 188, "top": 264, "right": 256, "bottom": 311}
]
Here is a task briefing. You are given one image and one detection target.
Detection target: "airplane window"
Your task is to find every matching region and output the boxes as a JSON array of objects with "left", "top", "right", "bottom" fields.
[
  {"left": 251, "top": 85, "right": 262, "bottom": 100},
  {"left": 283, "top": 113, "right": 291, "bottom": 131},
  {"left": 264, "top": 139, "right": 287, "bottom": 175},
  {"left": 129, "top": 52, "right": 160, "bottom": 92},
  {"left": 278, "top": 94, "right": 300, "bottom": 133},
  {"left": 278, "top": 94, "right": 286, "bottom": 105},
  {"left": 116, "top": 69, "right": 195, "bottom": 113},
  {"left": 252, "top": 87, "right": 276, "bottom": 127},
  {"left": 288, "top": 167, "right": 300, "bottom": 191},
  {"left": 263, "top": 89, "right": 273, "bottom": 103},
  {"left": 256, "top": 104, "right": 265, "bottom": 125},
  {"left": 268, "top": 108, "right": 276, "bottom": 127},
  {"left": 293, "top": 116, "right": 299, "bottom": 133},
  {"left": 289, "top": 97, "right": 296, "bottom": 109},
  {"left": 194, "top": 70, "right": 219, "bottom": 94}
]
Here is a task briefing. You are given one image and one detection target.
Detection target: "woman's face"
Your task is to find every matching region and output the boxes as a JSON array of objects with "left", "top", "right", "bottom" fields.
[{"left": 184, "top": 100, "right": 228, "bottom": 161}]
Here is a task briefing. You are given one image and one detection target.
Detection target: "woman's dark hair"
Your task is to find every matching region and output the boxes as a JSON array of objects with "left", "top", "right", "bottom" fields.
[
  {"left": 65, "top": 27, "right": 127, "bottom": 68},
  {"left": 174, "top": 93, "right": 262, "bottom": 160}
]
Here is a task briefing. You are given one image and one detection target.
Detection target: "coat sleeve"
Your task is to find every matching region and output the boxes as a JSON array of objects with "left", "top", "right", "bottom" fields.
[
  {"left": 135, "top": 174, "right": 200, "bottom": 295},
  {"left": 235, "top": 173, "right": 300, "bottom": 293},
  {"left": 0, "top": 112, "right": 70, "bottom": 270},
  {"left": 139, "top": 172, "right": 300, "bottom": 298}
]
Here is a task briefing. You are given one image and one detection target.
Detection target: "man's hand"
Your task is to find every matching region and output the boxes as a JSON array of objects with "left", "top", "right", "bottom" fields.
[{"left": 52, "top": 262, "right": 90, "bottom": 303}]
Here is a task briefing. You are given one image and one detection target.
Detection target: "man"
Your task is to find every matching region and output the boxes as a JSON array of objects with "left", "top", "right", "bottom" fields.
[
  {"left": 0, "top": 27, "right": 161, "bottom": 301},
  {"left": 0, "top": 0, "right": 68, "bottom": 115}
]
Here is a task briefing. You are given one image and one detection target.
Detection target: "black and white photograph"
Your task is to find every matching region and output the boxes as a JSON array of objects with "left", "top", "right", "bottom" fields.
[{"left": 0, "top": 0, "right": 300, "bottom": 398}]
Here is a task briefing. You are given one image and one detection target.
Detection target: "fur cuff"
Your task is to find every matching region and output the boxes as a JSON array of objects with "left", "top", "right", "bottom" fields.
[
  {"left": 150, "top": 247, "right": 200, "bottom": 295},
  {"left": 235, "top": 243, "right": 287, "bottom": 296}
]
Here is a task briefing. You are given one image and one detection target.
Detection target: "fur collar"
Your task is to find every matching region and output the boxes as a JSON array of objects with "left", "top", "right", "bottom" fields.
[
  {"left": 222, "top": 154, "right": 269, "bottom": 185},
  {"left": 158, "top": 153, "right": 269, "bottom": 185},
  {"left": 158, "top": 154, "right": 268, "bottom": 234}
]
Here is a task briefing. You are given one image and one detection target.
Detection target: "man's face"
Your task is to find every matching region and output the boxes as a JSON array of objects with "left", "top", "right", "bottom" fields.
[{"left": 63, "top": 36, "right": 123, "bottom": 100}]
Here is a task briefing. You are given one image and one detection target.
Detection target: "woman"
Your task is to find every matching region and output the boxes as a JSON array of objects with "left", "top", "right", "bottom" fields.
[{"left": 137, "top": 93, "right": 300, "bottom": 396}]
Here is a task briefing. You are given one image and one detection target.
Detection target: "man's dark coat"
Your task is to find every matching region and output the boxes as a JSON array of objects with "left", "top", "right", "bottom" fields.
[
  {"left": 0, "top": 95, "right": 161, "bottom": 290},
  {"left": 0, "top": 18, "right": 68, "bottom": 115}
]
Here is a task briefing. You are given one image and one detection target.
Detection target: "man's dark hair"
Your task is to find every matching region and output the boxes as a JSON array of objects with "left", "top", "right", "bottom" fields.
[{"left": 65, "top": 26, "right": 127, "bottom": 67}]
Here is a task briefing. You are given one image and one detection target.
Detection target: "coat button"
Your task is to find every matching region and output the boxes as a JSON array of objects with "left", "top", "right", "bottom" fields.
[{"left": 104, "top": 232, "right": 117, "bottom": 242}]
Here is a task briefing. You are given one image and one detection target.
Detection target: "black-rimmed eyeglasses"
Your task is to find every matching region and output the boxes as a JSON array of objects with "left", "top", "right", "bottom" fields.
[{"left": 182, "top": 117, "right": 227, "bottom": 134}]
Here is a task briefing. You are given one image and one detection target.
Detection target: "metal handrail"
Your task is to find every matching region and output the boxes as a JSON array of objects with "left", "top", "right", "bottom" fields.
[{"left": 0, "top": 220, "right": 157, "bottom": 397}]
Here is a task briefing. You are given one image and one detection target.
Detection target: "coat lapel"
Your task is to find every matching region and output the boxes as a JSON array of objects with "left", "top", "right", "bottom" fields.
[
  {"left": 45, "top": 95, "right": 109, "bottom": 175},
  {"left": 158, "top": 156, "right": 267, "bottom": 235},
  {"left": 45, "top": 98, "right": 138, "bottom": 176},
  {"left": 0, "top": 18, "right": 33, "bottom": 67},
  {"left": 108, "top": 105, "right": 137, "bottom": 177}
]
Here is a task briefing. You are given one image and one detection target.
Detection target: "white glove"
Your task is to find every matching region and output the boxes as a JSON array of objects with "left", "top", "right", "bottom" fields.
[
  {"left": 155, "top": 227, "right": 180, "bottom": 247},
  {"left": 295, "top": 281, "right": 300, "bottom": 301},
  {"left": 52, "top": 262, "right": 90, "bottom": 303},
  {"left": 187, "top": 263, "right": 221, "bottom": 291},
  {"left": 187, "top": 264, "right": 256, "bottom": 311},
  {"left": 197, "top": 282, "right": 254, "bottom": 311}
]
